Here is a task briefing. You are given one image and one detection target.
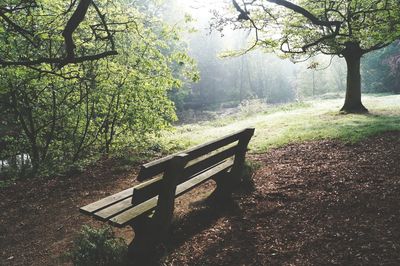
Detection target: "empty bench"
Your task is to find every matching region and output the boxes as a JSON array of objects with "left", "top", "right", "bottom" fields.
[{"left": 80, "top": 128, "right": 255, "bottom": 257}]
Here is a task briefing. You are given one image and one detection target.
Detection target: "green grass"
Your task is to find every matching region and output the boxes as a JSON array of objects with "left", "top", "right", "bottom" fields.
[{"left": 159, "top": 94, "right": 400, "bottom": 153}]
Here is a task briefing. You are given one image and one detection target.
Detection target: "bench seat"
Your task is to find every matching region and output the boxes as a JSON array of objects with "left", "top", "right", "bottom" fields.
[{"left": 80, "top": 159, "right": 234, "bottom": 227}]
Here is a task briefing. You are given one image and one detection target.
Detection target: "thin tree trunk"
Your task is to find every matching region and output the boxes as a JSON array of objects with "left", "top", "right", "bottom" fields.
[{"left": 312, "top": 71, "right": 315, "bottom": 96}]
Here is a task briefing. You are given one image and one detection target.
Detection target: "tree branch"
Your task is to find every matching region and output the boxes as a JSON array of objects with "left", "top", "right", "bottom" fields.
[
  {"left": 268, "top": 0, "right": 341, "bottom": 29},
  {"left": 62, "top": 0, "right": 92, "bottom": 60},
  {"left": 0, "top": 0, "right": 118, "bottom": 67},
  {"left": 0, "top": 10, "right": 37, "bottom": 47},
  {"left": 0, "top": 50, "right": 118, "bottom": 67},
  {"left": 232, "top": 0, "right": 344, "bottom": 53}
]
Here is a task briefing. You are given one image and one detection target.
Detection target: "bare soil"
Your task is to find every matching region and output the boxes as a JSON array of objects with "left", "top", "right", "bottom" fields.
[{"left": 1, "top": 132, "right": 400, "bottom": 265}]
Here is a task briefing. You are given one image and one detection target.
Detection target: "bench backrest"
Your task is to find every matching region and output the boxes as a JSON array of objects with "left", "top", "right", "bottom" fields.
[{"left": 131, "top": 128, "right": 255, "bottom": 205}]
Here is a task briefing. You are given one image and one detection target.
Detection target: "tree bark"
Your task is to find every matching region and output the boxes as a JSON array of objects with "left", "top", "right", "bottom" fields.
[{"left": 340, "top": 43, "right": 368, "bottom": 113}]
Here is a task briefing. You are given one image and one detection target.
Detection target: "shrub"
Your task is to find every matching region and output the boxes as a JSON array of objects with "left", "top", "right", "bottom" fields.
[
  {"left": 240, "top": 160, "right": 261, "bottom": 192},
  {"left": 68, "top": 226, "right": 128, "bottom": 266}
]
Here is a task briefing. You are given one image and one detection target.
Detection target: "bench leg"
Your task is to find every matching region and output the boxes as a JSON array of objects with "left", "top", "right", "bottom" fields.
[
  {"left": 208, "top": 171, "right": 235, "bottom": 202},
  {"left": 127, "top": 216, "right": 159, "bottom": 260},
  {"left": 128, "top": 155, "right": 188, "bottom": 262}
]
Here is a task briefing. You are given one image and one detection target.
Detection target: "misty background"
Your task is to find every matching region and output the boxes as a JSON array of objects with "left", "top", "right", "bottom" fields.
[{"left": 163, "top": 0, "right": 400, "bottom": 122}]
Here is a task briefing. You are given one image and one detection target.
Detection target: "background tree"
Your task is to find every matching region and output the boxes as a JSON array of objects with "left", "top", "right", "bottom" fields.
[
  {"left": 362, "top": 41, "right": 400, "bottom": 93},
  {"left": 216, "top": 0, "right": 400, "bottom": 113}
]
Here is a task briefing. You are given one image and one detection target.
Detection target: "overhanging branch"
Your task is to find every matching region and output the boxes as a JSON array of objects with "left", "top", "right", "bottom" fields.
[
  {"left": 0, "top": 50, "right": 118, "bottom": 67},
  {"left": 232, "top": 0, "right": 343, "bottom": 53},
  {"left": 0, "top": 0, "right": 118, "bottom": 67},
  {"left": 268, "top": 0, "right": 341, "bottom": 29}
]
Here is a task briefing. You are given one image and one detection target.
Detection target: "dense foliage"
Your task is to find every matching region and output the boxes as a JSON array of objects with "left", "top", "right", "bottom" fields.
[
  {"left": 0, "top": 0, "right": 119, "bottom": 66},
  {"left": 0, "top": 0, "right": 197, "bottom": 177},
  {"left": 362, "top": 41, "right": 400, "bottom": 93}
]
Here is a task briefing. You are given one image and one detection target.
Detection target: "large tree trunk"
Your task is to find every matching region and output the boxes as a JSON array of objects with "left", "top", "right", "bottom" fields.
[{"left": 340, "top": 43, "right": 368, "bottom": 113}]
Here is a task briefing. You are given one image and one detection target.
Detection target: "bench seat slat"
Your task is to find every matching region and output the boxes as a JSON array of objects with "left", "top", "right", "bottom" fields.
[
  {"left": 109, "top": 197, "right": 159, "bottom": 227},
  {"left": 80, "top": 187, "right": 134, "bottom": 214},
  {"left": 93, "top": 197, "right": 134, "bottom": 221},
  {"left": 109, "top": 160, "right": 234, "bottom": 227}
]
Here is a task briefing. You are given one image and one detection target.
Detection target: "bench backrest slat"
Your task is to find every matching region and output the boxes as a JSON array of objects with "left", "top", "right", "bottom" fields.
[
  {"left": 137, "top": 128, "right": 252, "bottom": 181},
  {"left": 131, "top": 176, "right": 163, "bottom": 205},
  {"left": 181, "top": 145, "right": 237, "bottom": 182},
  {"left": 131, "top": 145, "right": 237, "bottom": 205}
]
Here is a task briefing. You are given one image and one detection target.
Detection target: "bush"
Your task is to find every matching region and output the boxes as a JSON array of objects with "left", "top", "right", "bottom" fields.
[{"left": 68, "top": 226, "right": 128, "bottom": 266}]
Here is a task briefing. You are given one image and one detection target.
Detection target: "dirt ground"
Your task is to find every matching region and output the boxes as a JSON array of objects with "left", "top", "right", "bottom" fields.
[{"left": 1, "top": 132, "right": 399, "bottom": 265}]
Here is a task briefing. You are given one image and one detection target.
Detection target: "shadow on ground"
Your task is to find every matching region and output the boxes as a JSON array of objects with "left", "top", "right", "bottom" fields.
[{"left": 159, "top": 132, "right": 400, "bottom": 265}]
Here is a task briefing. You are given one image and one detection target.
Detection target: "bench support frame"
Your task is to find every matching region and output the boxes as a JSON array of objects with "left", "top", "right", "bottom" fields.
[
  {"left": 128, "top": 154, "right": 188, "bottom": 257},
  {"left": 208, "top": 129, "right": 254, "bottom": 201}
]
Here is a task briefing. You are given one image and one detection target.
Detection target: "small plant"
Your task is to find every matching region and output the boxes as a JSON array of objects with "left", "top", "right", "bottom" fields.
[
  {"left": 240, "top": 160, "right": 261, "bottom": 192},
  {"left": 68, "top": 226, "right": 128, "bottom": 266}
]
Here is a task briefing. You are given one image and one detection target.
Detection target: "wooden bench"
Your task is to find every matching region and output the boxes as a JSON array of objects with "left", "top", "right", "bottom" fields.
[{"left": 80, "top": 128, "right": 255, "bottom": 257}]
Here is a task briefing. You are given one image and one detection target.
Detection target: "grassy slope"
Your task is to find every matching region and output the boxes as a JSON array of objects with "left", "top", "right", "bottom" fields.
[{"left": 159, "top": 94, "right": 400, "bottom": 153}]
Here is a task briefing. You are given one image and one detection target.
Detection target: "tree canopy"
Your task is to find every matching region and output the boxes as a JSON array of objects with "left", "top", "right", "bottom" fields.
[
  {"left": 0, "top": 0, "right": 120, "bottom": 67},
  {"left": 0, "top": 0, "right": 198, "bottom": 177},
  {"left": 217, "top": 0, "right": 400, "bottom": 112}
]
